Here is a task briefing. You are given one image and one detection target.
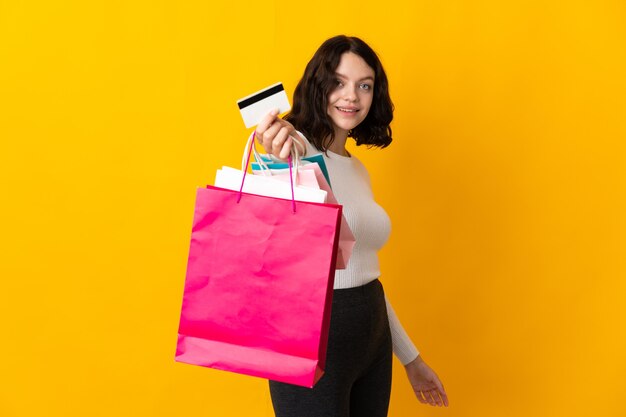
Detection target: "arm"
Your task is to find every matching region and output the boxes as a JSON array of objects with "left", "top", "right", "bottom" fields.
[
  {"left": 385, "top": 295, "right": 420, "bottom": 364},
  {"left": 385, "top": 295, "right": 449, "bottom": 407}
]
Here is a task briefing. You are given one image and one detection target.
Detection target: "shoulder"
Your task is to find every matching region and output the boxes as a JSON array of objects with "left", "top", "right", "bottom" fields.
[{"left": 350, "top": 155, "right": 371, "bottom": 182}]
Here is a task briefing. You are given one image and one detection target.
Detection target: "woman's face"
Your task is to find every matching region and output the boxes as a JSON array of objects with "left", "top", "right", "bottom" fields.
[{"left": 326, "top": 52, "right": 375, "bottom": 138}]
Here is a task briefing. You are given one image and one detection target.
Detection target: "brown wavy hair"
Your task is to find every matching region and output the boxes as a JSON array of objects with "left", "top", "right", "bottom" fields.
[{"left": 285, "top": 35, "right": 394, "bottom": 152}]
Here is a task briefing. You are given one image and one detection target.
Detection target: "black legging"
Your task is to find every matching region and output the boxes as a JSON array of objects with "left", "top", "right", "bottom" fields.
[{"left": 269, "top": 279, "right": 393, "bottom": 417}]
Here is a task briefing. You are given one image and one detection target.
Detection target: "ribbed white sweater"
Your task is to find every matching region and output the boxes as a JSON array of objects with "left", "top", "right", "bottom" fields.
[{"left": 301, "top": 138, "right": 420, "bottom": 366}]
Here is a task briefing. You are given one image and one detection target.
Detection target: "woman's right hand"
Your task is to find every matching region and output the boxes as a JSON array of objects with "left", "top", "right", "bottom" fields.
[{"left": 255, "top": 109, "right": 304, "bottom": 161}]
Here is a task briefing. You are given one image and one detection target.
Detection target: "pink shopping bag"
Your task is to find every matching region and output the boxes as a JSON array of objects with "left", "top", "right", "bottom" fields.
[
  {"left": 175, "top": 136, "right": 342, "bottom": 388},
  {"left": 252, "top": 162, "right": 355, "bottom": 269}
]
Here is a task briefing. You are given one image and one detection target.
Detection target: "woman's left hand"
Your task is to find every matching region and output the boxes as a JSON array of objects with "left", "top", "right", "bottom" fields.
[{"left": 404, "top": 355, "right": 449, "bottom": 407}]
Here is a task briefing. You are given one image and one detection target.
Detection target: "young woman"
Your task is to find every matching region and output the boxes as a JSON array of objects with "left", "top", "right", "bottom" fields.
[{"left": 255, "top": 35, "right": 449, "bottom": 417}]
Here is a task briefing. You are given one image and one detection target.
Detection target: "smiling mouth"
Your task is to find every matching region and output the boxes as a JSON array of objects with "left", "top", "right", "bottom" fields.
[{"left": 336, "top": 107, "right": 359, "bottom": 113}]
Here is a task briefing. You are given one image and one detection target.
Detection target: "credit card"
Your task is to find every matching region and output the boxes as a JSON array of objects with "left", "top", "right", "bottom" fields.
[{"left": 237, "top": 82, "right": 291, "bottom": 128}]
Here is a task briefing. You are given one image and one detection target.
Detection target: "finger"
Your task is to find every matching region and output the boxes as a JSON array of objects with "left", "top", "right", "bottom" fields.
[
  {"left": 413, "top": 388, "right": 428, "bottom": 404},
  {"left": 439, "top": 390, "right": 450, "bottom": 407},
  {"left": 254, "top": 128, "right": 263, "bottom": 147},
  {"left": 413, "top": 389, "right": 427, "bottom": 404},
  {"left": 272, "top": 126, "right": 290, "bottom": 154},
  {"left": 423, "top": 390, "right": 436, "bottom": 406},
  {"left": 428, "top": 391, "right": 441, "bottom": 407},
  {"left": 258, "top": 108, "right": 280, "bottom": 134},
  {"left": 278, "top": 136, "right": 293, "bottom": 160},
  {"left": 434, "top": 379, "right": 449, "bottom": 406},
  {"left": 256, "top": 110, "right": 279, "bottom": 145},
  {"left": 263, "top": 122, "right": 282, "bottom": 151},
  {"left": 431, "top": 390, "right": 443, "bottom": 407}
]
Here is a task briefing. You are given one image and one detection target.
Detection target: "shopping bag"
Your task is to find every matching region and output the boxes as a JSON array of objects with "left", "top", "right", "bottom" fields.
[
  {"left": 255, "top": 167, "right": 322, "bottom": 190},
  {"left": 215, "top": 166, "right": 327, "bottom": 203},
  {"left": 175, "top": 132, "right": 342, "bottom": 388},
  {"left": 252, "top": 152, "right": 332, "bottom": 187},
  {"left": 252, "top": 162, "right": 355, "bottom": 269}
]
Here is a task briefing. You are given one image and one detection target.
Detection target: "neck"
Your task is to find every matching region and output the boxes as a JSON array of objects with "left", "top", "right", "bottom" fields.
[{"left": 327, "top": 129, "right": 349, "bottom": 156}]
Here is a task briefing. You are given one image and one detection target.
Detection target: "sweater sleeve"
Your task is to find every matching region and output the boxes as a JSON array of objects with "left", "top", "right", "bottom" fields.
[{"left": 385, "top": 294, "right": 420, "bottom": 365}]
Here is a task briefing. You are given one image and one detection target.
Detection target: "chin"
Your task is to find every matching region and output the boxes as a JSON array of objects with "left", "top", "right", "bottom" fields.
[
  {"left": 332, "top": 118, "right": 363, "bottom": 132},
  {"left": 339, "top": 122, "right": 358, "bottom": 132}
]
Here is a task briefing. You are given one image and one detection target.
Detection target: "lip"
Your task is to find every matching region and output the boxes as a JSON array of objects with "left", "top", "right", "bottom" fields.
[{"left": 335, "top": 106, "right": 360, "bottom": 115}]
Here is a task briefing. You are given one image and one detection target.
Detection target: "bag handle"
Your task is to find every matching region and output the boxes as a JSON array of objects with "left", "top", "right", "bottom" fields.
[
  {"left": 237, "top": 131, "right": 298, "bottom": 213},
  {"left": 242, "top": 131, "right": 305, "bottom": 189}
]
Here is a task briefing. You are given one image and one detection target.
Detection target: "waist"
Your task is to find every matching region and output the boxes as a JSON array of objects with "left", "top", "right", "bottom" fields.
[{"left": 331, "top": 278, "right": 384, "bottom": 308}]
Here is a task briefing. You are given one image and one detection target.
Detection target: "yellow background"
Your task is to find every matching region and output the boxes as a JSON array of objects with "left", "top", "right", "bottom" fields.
[{"left": 1, "top": 1, "right": 625, "bottom": 416}]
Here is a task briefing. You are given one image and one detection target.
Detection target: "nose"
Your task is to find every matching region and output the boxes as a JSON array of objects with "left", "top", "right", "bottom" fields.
[{"left": 342, "top": 83, "right": 358, "bottom": 102}]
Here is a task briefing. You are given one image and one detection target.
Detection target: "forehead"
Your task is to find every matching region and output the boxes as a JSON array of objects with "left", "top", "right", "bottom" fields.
[{"left": 335, "top": 52, "right": 375, "bottom": 79}]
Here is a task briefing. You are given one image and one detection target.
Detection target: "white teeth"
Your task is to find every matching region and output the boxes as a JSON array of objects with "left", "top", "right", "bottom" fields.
[{"left": 338, "top": 107, "right": 357, "bottom": 113}]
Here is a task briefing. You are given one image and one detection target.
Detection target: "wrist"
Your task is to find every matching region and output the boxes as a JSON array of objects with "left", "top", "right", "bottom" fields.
[{"left": 404, "top": 354, "right": 423, "bottom": 369}]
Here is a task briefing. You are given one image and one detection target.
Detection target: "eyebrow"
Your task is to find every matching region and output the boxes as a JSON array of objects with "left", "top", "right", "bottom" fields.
[{"left": 335, "top": 72, "right": 375, "bottom": 82}]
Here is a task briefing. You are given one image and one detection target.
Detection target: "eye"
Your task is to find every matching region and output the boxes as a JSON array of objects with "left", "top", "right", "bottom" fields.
[
  {"left": 335, "top": 79, "right": 344, "bottom": 87},
  {"left": 360, "top": 83, "right": 372, "bottom": 91}
]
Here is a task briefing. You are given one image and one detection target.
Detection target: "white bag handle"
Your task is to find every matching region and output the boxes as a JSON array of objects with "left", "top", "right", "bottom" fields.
[
  {"left": 241, "top": 131, "right": 305, "bottom": 189},
  {"left": 238, "top": 131, "right": 302, "bottom": 213}
]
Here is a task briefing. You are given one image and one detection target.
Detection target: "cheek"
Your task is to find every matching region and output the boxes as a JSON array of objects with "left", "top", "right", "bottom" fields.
[
  {"left": 361, "top": 96, "right": 374, "bottom": 116},
  {"left": 327, "top": 91, "right": 339, "bottom": 106}
]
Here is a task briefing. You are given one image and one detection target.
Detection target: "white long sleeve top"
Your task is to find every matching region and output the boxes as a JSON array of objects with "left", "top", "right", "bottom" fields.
[{"left": 301, "top": 137, "right": 420, "bottom": 365}]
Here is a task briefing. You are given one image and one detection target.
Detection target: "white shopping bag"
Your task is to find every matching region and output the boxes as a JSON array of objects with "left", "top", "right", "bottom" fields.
[{"left": 215, "top": 166, "right": 327, "bottom": 204}]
